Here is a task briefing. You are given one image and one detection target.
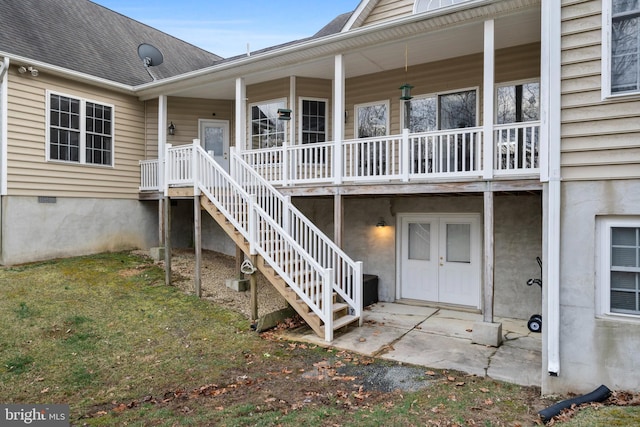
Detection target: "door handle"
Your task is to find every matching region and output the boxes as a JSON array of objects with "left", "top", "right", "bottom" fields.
[{"left": 224, "top": 152, "right": 228, "bottom": 159}]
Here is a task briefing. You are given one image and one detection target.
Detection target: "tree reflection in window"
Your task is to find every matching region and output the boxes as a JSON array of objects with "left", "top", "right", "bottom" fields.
[
  {"left": 496, "top": 82, "right": 539, "bottom": 124},
  {"left": 251, "top": 100, "right": 286, "bottom": 149},
  {"left": 612, "top": 1, "right": 640, "bottom": 93},
  {"left": 356, "top": 102, "right": 388, "bottom": 138}
]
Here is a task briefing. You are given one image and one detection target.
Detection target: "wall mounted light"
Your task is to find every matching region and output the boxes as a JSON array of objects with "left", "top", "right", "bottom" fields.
[
  {"left": 277, "top": 108, "right": 291, "bottom": 121},
  {"left": 168, "top": 122, "right": 176, "bottom": 136},
  {"left": 399, "top": 83, "right": 414, "bottom": 100},
  {"left": 18, "top": 65, "right": 38, "bottom": 76},
  {"left": 376, "top": 217, "right": 387, "bottom": 227}
]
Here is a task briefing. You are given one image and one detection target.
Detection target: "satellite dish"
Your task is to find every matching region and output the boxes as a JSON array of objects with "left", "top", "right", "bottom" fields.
[{"left": 137, "top": 43, "right": 164, "bottom": 67}]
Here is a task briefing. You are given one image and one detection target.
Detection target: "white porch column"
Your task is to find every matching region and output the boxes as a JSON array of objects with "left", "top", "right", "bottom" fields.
[
  {"left": 541, "top": 0, "right": 562, "bottom": 377},
  {"left": 333, "top": 54, "right": 345, "bottom": 185},
  {"left": 482, "top": 19, "right": 495, "bottom": 180},
  {"left": 235, "top": 77, "right": 246, "bottom": 152},
  {"left": 158, "top": 95, "right": 168, "bottom": 190},
  {"left": 283, "top": 76, "right": 295, "bottom": 186}
]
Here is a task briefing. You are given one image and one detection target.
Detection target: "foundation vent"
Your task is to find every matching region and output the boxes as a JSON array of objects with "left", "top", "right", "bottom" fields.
[{"left": 38, "top": 196, "right": 57, "bottom": 204}]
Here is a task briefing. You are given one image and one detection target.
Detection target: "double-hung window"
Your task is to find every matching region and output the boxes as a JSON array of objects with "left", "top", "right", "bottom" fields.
[
  {"left": 300, "top": 99, "right": 327, "bottom": 144},
  {"left": 605, "top": 0, "right": 640, "bottom": 96},
  {"left": 48, "top": 92, "right": 113, "bottom": 166},
  {"left": 250, "top": 99, "right": 286, "bottom": 149},
  {"left": 599, "top": 217, "right": 640, "bottom": 317}
]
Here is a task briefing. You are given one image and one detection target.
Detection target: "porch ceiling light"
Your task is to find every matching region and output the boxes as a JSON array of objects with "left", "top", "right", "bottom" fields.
[
  {"left": 399, "top": 83, "right": 414, "bottom": 100},
  {"left": 277, "top": 108, "right": 291, "bottom": 121},
  {"left": 168, "top": 122, "right": 176, "bottom": 136}
]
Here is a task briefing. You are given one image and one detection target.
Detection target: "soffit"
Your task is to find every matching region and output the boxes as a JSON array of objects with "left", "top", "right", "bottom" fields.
[{"left": 136, "top": 0, "right": 540, "bottom": 100}]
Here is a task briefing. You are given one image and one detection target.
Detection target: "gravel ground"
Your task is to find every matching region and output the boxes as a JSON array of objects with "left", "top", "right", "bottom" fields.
[{"left": 145, "top": 248, "right": 288, "bottom": 320}]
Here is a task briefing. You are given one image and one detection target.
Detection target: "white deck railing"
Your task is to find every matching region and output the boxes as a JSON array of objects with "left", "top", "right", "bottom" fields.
[
  {"left": 493, "top": 122, "right": 541, "bottom": 175},
  {"left": 139, "top": 159, "right": 159, "bottom": 191},
  {"left": 236, "top": 124, "right": 538, "bottom": 185},
  {"left": 165, "top": 141, "right": 362, "bottom": 342},
  {"left": 141, "top": 123, "right": 540, "bottom": 191}
]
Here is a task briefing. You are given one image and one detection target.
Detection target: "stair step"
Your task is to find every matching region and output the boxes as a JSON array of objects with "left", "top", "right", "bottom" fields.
[{"left": 332, "top": 315, "right": 359, "bottom": 331}]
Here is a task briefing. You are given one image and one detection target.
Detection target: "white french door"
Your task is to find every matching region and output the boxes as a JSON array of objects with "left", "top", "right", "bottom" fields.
[
  {"left": 398, "top": 213, "right": 481, "bottom": 308},
  {"left": 199, "top": 119, "right": 230, "bottom": 172}
]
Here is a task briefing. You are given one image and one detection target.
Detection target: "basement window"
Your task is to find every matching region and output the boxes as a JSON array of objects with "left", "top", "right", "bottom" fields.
[{"left": 598, "top": 217, "right": 640, "bottom": 317}]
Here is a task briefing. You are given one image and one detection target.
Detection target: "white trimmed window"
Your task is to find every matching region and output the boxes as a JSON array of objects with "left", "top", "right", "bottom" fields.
[
  {"left": 604, "top": 0, "right": 640, "bottom": 96},
  {"left": 402, "top": 88, "right": 477, "bottom": 132},
  {"left": 355, "top": 101, "right": 389, "bottom": 138},
  {"left": 414, "top": 0, "right": 471, "bottom": 13},
  {"left": 599, "top": 217, "right": 640, "bottom": 317},
  {"left": 48, "top": 92, "right": 113, "bottom": 166},
  {"left": 300, "top": 98, "right": 327, "bottom": 144},
  {"left": 250, "top": 99, "right": 286, "bottom": 149},
  {"left": 496, "top": 81, "right": 540, "bottom": 124}
]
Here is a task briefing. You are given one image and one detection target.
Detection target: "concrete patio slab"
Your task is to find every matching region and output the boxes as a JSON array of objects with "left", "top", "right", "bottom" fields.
[
  {"left": 381, "top": 330, "right": 495, "bottom": 377},
  {"left": 488, "top": 343, "right": 542, "bottom": 386},
  {"left": 278, "top": 303, "right": 542, "bottom": 387}
]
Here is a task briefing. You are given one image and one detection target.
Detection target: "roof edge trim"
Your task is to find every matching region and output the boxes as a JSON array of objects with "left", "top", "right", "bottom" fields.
[{"left": 0, "top": 51, "right": 136, "bottom": 94}]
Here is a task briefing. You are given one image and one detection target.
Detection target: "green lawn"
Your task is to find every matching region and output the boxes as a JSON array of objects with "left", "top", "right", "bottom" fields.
[{"left": 0, "top": 252, "right": 637, "bottom": 426}]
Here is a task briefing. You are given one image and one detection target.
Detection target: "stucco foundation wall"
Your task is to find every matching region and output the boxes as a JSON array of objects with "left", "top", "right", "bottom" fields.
[
  {"left": 0, "top": 196, "right": 157, "bottom": 265},
  {"left": 169, "top": 199, "right": 237, "bottom": 256},
  {"left": 543, "top": 179, "right": 640, "bottom": 395},
  {"left": 494, "top": 195, "right": 543, "bottom": 319},
  {"left": 293, "top": 194, "right": 541, "bottom": 318}
]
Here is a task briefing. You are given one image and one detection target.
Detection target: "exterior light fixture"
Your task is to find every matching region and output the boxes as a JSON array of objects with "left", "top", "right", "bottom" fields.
[
  {"left": 376, "top": 217, "right": 387, "bottom": 227},
  {"left": 168, "top": 122, "right": 176, "bottom": 136},
  {"left": 18, "top": 65, "right": 38, "bottom": 76},
  {"left": 399, "top": 83, "right": 414, "bottom": 100},
  {"left": 277, "top": 108, "right": 291, "bottom": 121}
]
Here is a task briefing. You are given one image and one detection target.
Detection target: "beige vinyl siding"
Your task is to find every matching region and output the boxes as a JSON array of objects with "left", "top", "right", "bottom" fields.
[
  {"left": 560, "top": 0, "right": 640, "bottom": 180},
  {"left": 144, "top": 99, "right": 159, "bottom": 159},
  {"left": 345, "top": 43, "right": 540, "bottom": 139},
  {"left": 361, "top": 0, "right": 415, "bottom": 27},
  {"left": 247, "top": 78, "right": 290, "bottom": 105},
  {"left": 159, "top": 97, "right": 234, "bottom": 148},
  {"left": 6, "top": 70, "right": 145, "bottom": 199}
]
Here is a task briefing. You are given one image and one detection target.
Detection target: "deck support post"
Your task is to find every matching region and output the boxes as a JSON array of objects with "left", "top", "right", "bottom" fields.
[
  {"left": 483, "top": 189, "right": 495, "bottom": 323},
  {"left": 334, "top": 192, "right": 343, "bottom": 248},
  {"left": 236, "top": 246, "right": 244, "bottom": 279},
  {"left": 164, "top": 196, "right": 172, "bottom": 286},
  {"left": 194, "top": 195, "right": 202, "bottom": 297},
  {"left": 250, "top": 255, "right": 258, "bottom": 322}
]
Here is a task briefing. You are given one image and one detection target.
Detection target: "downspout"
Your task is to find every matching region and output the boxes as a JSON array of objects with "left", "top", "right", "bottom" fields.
[
  {"left": 541, "top": 0, "right": 562, "bottom": 376},
  {"left": 0, "top": 57, "right": 9, "bottom": 263}
]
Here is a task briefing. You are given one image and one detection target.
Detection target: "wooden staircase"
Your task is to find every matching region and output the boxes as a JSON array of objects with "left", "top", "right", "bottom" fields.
[{"left": 199, "top": 195, "right": 358, "bottom": 340}]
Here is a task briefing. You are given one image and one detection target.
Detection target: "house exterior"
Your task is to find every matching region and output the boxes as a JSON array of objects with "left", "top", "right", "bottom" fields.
[{"left": 0, "top": 0, "right": 638, "bottom": 396}]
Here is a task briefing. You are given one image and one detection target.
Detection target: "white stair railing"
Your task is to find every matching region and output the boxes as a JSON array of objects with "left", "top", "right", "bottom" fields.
[
  {"left": 168, "top": 141, "right": 362, "bottom": 341},
  {"left": 230, "top": 147, "right": 363, "bottom": 325}
]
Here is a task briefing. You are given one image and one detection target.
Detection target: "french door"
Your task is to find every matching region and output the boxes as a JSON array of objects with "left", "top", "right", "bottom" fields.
[{"left": 399, "top": 213, "right": 481, "bottom": 308}]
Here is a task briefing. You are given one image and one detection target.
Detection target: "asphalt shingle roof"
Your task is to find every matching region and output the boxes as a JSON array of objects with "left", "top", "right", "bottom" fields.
[{"left": 0, "top": 0, "right": 222, "bottom": 86}]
